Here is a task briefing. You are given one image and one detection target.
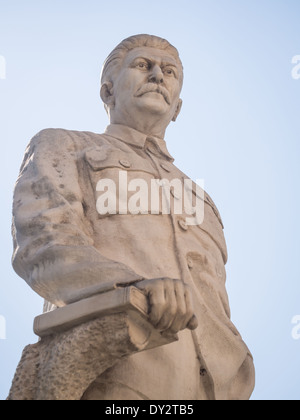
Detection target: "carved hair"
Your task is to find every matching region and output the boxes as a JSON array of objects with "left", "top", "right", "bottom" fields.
[{"left": 101, "top": 34, "right": 183, "bottom": 86}]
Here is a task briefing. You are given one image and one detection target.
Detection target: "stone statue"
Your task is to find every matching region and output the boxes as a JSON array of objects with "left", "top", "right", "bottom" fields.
[{"left": 9, "top": 34, "right": 255, "bottom": 400}]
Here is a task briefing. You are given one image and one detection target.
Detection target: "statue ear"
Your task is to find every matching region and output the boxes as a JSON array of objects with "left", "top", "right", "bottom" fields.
[
  {"left": 100, "top": 82, "right": 115, "bottom": 110},
  {"left": 172, "top": 99, "right": 183, "bottom": 122}
]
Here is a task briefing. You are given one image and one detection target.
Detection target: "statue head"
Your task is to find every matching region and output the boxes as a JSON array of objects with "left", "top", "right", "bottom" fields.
[{"left": 100, "top": 34, "right": 184, "bottom": 138}]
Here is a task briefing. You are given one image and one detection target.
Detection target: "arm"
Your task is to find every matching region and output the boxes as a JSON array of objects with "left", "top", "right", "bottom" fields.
[{"left": 12, "top": 129, "right": 143, "bottom": 306}]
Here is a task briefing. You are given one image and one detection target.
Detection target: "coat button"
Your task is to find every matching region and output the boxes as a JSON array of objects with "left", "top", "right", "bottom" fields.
[
  {"left": 119, "top": 159, "right": 131, "bottom": 168},
  {"left": 178, "top": 219, "right": 188, "bottom": 231},
  {"left": 160, "top": 163, "right": 171, "bottom": 173},
  {"left": 187, "top": 258, "right": 194, "bottom": 269}
]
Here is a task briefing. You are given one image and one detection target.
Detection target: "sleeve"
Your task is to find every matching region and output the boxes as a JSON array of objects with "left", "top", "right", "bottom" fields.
[{"left": 12, "top": 129, "right": 143, "bottom": 306}]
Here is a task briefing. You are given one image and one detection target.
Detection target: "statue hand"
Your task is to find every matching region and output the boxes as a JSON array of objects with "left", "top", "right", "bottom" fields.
[{"left": 136, "top": 278, "right": 198, "bottom": 334}]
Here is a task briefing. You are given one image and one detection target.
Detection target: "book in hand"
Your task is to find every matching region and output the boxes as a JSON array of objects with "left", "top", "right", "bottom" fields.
[{"left": 34, "top": 286, "right": 179, "bottom": 351}]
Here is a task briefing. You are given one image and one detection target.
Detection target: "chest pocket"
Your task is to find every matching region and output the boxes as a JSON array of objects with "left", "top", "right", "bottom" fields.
[
  {"left": 85, "top": 145, "right": 156, "bottom": 174},
  {"left": 84, "top": 146, "right": 158, "bottom": 217}
]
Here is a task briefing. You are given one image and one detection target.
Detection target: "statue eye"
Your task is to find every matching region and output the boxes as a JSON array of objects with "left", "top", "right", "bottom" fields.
[
  {"left": 164, "top": 67, "right": 175, "bottom": 76},
  {"left": 137, "top": 61, "right": 149, "bottom": 70}
]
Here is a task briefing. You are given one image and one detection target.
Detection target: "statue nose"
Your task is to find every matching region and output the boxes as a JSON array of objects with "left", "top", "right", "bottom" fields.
[{"left": 148, "top": 65, "right": 164, "bottom": 84}]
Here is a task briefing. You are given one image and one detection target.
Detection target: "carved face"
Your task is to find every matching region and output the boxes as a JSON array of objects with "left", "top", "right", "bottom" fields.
[{"left": 106, "top": 47, "right": 183, "bottom": 127}]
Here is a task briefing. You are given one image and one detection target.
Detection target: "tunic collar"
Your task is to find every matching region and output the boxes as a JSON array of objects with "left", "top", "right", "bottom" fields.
[{"left": 104, "top": 124, "right": 174, "bottom": 162}]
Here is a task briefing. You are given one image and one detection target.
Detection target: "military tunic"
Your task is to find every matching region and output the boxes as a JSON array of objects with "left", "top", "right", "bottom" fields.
[{"left": 12, "top": 124, "right": 255, "bottom": 400}]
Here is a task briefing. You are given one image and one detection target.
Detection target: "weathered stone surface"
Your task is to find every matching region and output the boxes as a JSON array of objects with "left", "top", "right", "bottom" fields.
[
  {"left": 8, "top": 313, "right": 165, "bottom": 400},
  {"left": 10, "top": 34, "right": 255, "bottom": 400}
]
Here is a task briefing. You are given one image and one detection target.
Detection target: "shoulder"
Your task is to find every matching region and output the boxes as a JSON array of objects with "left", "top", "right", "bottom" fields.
[
  {"left": 28, "top": 128, "right": 91, "bottom": 149},
  {"left": 27, "top": 128, "right": 110, "bottom": 155}
]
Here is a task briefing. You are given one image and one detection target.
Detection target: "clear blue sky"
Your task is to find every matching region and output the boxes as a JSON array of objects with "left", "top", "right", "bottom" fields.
[{"left": 0, "top": 0, "right": 300, "bottom": 400}]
